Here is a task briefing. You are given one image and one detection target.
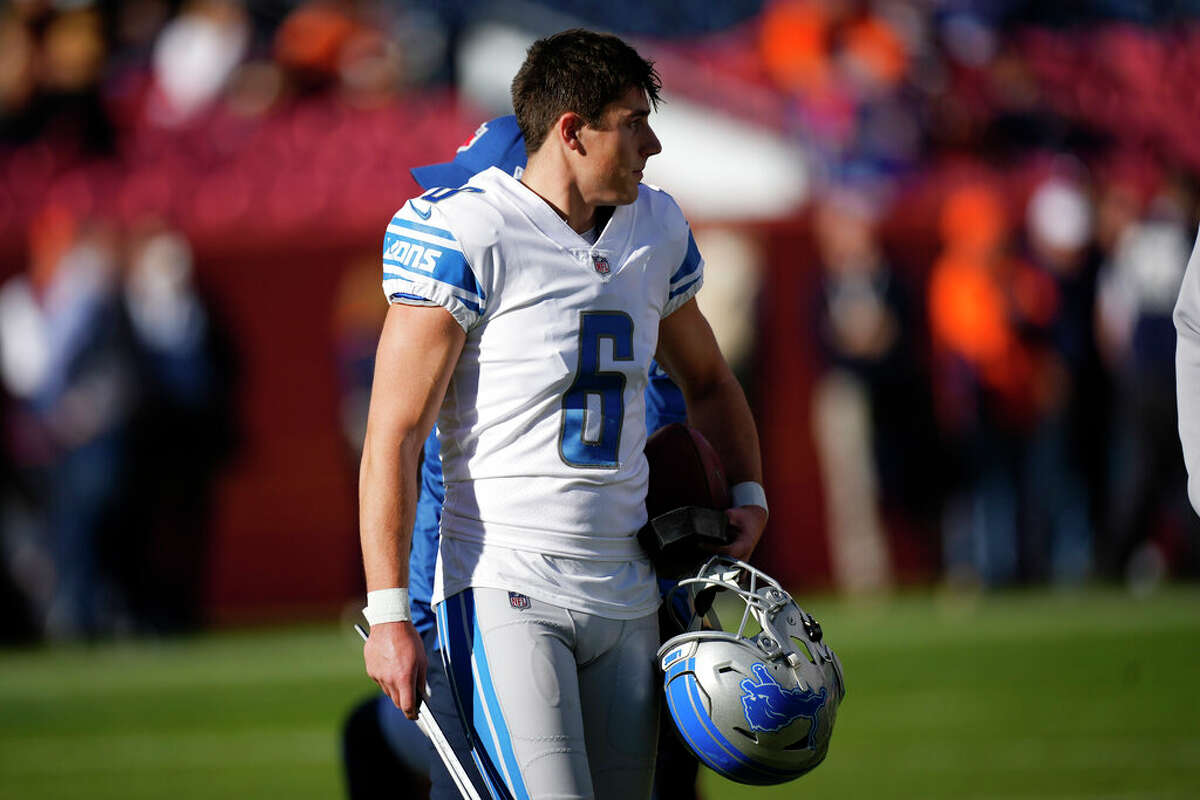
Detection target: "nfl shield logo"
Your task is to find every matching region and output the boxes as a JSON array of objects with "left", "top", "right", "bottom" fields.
[
  {"left": 508, "top": 592, "right": 531, "bottom": 610},
  {"left": 592, "top": 255, "right": 610, "bottom": 275}
]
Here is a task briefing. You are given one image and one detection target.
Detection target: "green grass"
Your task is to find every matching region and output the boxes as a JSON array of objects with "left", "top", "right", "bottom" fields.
[
  {"left": 2, "top": 588, "right": 1199, "bottom": 799},
  {"left": 0, "top": 625, "right": 370, "bottom": 799}
]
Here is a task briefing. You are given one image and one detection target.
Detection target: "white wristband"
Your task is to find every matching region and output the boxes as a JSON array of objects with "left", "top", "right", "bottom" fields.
[
  {"left": 363, "top": 588, "right": 411, "bottom": 626},
  {"left": 730, "top": 481, "right": 768, "bottom": 516}
]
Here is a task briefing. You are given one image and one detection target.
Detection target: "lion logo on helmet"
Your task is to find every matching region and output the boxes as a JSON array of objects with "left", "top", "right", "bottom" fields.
[{"left": 740, "top": 662, "right": 827, "bottom": 746}]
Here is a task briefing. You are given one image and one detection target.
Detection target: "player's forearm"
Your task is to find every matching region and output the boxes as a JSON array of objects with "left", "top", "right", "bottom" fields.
[
  {"left": 358, "top": 429, "right": 424, "bottom": 591},
  {"left": 683, "top": 368, "right": 763, "bottom": 489},
  {"left": 359, "top": 304, "right": 465, "bottom": 590}
]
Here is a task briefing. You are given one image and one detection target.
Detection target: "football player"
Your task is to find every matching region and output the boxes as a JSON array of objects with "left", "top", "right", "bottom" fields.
[
  {"left": 359, "top": 29, "right": 766, "bottom": 800},
  {"left": 345, "top": 114, "right": 705, "bottom": 800}
]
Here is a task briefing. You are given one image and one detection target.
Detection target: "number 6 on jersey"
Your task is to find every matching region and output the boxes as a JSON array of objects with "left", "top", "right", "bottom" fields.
[{"left": 560, "top": 312, "right": 634, "bottom": 468}]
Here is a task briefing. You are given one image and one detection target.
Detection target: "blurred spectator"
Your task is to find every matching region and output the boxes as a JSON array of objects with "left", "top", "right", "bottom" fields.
[
  {"left": 758, "top": 0, "right": 917, "bottom": 174},
  {"left": 809, "top": 188, "right": 890, "bottom": 594},
  {"left": 1015, "top": 173, "right": 1098, "bottom": 583},
  {"left": 929, "top": 181, "right": 1060, "bottom": 587},
  {"left": 1096, "top": 176, "right": 1200, "bottom": 585},
  {"left": 146, "top": 0, "right": 250, "bottom": 126},
  {"left": 274, "top": 0, "right": 361, "bottom": 95},
  {"left": 0, "top": 206, "right": 134, "bottom": 639},
  {"left": 0, "top": 12, "right": 39, "bottom": 142},
  {"left": 111, "top": 220, "right": 239, "bottom": 633},
  {"left": 0, "top": 4, "right": 115, "bottom": 154},
  {"left": 332, "top": 254, "right": 387, "bottom": 463},
  {"left": 809, "top": 186, "right": 927, "bottom": 593}
]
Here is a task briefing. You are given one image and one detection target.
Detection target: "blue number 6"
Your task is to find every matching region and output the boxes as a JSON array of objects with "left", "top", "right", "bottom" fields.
[{"left": 560, "top": 312, "right": 634, "bottom": 468}]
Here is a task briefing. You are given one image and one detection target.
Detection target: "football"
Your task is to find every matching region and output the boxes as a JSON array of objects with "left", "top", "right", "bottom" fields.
[
  {"left": 644, "top": 422, "right": 730, "bottom": 518},
  {"left": 640, "top": 423, "right": 733, "bottom": 578}
]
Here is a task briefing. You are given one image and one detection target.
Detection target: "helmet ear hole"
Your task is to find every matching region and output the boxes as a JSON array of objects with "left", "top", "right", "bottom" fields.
[
  {"left": 790, "top": 636, "right": 815, "bottom": 664},
  {"left": 733, "top": 726, "right": 760, "bottom": 744},
  {"left": 783, "top": 735, "right": 816, "bottom": 751}
]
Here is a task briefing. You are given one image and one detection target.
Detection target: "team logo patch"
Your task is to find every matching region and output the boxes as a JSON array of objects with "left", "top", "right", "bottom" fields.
[
  {"left": 458, "top": 122, "right": 488, "bottom": 152},
  {"left": 740, "top": 662, "right": 827, "bottom": 746},
  {"left": 508, "top": 592, "right": 531, "bottom": 610},
  {"left": 592, "top": 255, "right": 610, "bottom": 275}
]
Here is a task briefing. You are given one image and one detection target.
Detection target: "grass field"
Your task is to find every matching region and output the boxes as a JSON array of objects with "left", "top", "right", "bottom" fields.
[{"left": 1, "top": 587, "right": 1198, "bottom": 799}]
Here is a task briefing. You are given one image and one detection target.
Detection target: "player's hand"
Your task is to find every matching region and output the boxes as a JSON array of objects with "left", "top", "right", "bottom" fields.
[
  {"left": 363, "top": 620, "right": 427, "bottom": 720},
  {"left": 716, "top": 505, "right": 767, "bottom": 562}
]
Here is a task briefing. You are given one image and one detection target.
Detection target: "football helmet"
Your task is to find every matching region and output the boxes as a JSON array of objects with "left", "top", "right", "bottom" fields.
[{"left": 657, "top": 556, "right": 846, "bottom": 785}]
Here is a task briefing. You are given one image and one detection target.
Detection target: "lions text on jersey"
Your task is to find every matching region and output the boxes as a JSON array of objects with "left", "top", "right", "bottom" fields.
[{"left": 382, "top": 166, "right": 703, "bottom": 617}]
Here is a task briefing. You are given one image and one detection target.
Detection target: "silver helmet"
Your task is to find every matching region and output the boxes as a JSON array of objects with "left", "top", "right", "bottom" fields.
[{"left": 657, "top": 556, "right": 846, "bottom": 785}]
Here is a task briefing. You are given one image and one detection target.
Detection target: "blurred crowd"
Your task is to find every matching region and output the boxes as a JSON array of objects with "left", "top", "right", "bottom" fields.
[
  {"left": 0, "top": 0, "right": 474, "bottom": 252},
  {"left": 0, "top": 207, "right": 237, "bottom": 641},
  {"left": 808, "top": 165, "right": 1199, "bottom": 595},
  {"left": 767, "top": 0, "right": 1200, "bottom": 591},
  {"left": 2, "top": 0, "right": 1200, "bottom": 641}
]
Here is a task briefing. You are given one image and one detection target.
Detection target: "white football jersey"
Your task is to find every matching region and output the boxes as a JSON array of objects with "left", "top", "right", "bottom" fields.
[{"left": 381, "top": 167, "right": 703, "bottom": 616}]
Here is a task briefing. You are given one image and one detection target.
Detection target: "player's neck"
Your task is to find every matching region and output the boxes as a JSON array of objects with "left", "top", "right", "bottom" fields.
[{"left": 520, "top": 157, "right": 598, "bottom": 234}]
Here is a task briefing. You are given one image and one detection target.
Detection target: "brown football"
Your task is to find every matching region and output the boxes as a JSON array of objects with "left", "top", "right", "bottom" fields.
[{"left": 644, "top": 423, "right": 730, "bottom": 519}]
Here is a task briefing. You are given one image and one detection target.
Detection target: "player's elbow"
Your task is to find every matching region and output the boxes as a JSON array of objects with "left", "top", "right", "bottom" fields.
[
  {"left": 360, "top": 417, "right": 427, "bottom": 478},
  {"left": 681, "top": 363, "right": 744, "bottom": 411}
]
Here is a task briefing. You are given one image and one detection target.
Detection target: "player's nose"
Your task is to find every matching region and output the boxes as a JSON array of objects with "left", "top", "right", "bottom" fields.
[{"left": 641, "top": 123, "right": 662, "bottom": 158}]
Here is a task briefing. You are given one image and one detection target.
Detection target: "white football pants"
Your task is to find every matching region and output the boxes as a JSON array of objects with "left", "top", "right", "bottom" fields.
[{"left": 436, "top": 588, "right": 659, "bottom": 800}]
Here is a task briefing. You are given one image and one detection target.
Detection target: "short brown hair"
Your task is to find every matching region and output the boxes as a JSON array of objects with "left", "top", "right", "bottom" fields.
[{"left": 511, "top": 29, "right": 662, "bottom": 154}]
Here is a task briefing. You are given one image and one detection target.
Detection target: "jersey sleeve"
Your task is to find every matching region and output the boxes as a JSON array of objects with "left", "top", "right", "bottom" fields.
[
  {"left": 664, "top": 226, "right": 704, "bottom": 317},
  {"left": 382, "top": 199, "right": 486, "bottom": 331}
]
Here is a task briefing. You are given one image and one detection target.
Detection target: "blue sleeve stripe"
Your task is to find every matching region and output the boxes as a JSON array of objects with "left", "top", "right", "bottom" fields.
[
  {"left": 389, "top": 291, "right": 433, "bottom": 303},
  {"left": 389, "top": 217, "right": 457, "bottom": 242},
  {"left": 669, "top": 230, "right": 702, "bottom": 284},
  {"left": 385, "top": 225, "right": 463, "bottom": 252},
  {"left": 384, "top": 271, "right": 483, "bottom": 314},
  {"left": 669, "top": 276, "right": 700, "bottom": 299},
  {"left": 383, "top": 233, "right": 484, "bottom": 299},
  {"left": 384, "top": 263, "right": 483, "bottom": 308}
]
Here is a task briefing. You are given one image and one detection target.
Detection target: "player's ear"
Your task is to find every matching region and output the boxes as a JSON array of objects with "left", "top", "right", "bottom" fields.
[{"left": 558, "top": 112, "right": 586, "bottom": 155}]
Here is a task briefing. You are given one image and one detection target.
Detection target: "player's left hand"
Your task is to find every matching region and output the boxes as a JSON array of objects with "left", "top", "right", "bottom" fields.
[
  {"left": 716, "top": 505, "right": 767, "bottom": 562},
  {"left": 363, "top": 620, "right": 427, "bottom": 720}
]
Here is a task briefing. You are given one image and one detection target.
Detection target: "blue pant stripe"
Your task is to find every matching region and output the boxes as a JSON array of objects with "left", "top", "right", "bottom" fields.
[
  {"left": 437, "top": 598, "right": 514, "bottom": 800},
  {"left": 462, "top": 592, "right": 530, "bottom": 800}
]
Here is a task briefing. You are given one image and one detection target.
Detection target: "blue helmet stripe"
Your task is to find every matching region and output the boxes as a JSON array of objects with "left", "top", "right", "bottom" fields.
[
  {"left": 665, "top": 666, "right": 741, "bottom": 781},
  {"left": 664, "top": 659, "right": 799, "bottom": 784},
  {"left": 683, "top": 673, "right": 793, "bottom": 782},
  {"left": 681, "top": 673, "right": 761, "bottom": 779}
]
